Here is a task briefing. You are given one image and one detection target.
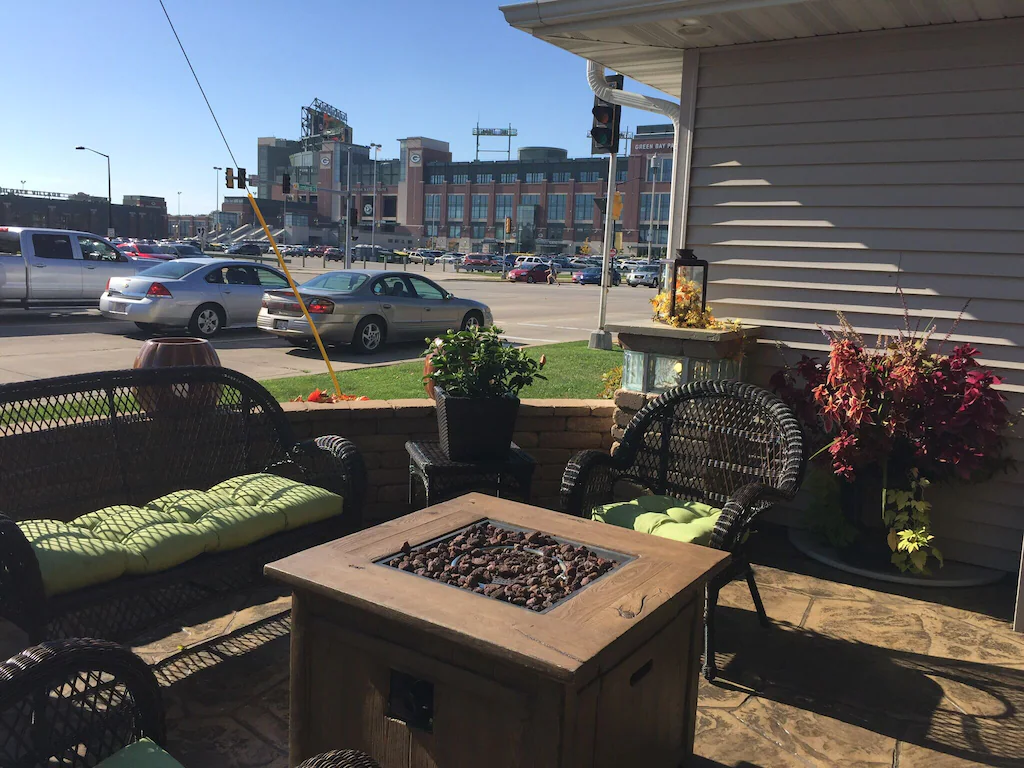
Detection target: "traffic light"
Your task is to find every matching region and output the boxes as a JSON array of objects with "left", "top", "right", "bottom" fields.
[
  {"left": 282, "top": 174, "right": 291, "bottom": 194},
  {"left": 591, "top": 74, "right": 623, "bottom": 155},
  {"left": 504, "top": 216, "right": 512, "bottom": 234},
  {"left": 612, "top": 191, "right": 624, "bottom": 220},
  {"left": 237, "top": 168, "right": 247, "bottom": 189},
  {"left": 225, "top": 167, "right": 234, "bottom": 189}
]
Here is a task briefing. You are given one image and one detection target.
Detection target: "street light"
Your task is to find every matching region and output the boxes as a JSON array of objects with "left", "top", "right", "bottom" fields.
[
  {"left": 75, "top": 146, "right": 112, "bottom": 236},
  {"left": 213, "top": 167, "right": 222, "bottom": 233},
  {"left": 369, "top": 143, "right": 381, "bottom": 253}
]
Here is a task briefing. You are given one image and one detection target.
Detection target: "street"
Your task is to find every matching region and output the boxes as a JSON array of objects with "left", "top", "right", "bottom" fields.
[{"left": 0, "top": 265, "right": 656, "bottom": 384}]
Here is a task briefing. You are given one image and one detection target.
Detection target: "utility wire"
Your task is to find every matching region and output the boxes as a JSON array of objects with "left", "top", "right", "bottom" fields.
[{"left": 158, "top": 0, "right": 238, "bottom": 169}]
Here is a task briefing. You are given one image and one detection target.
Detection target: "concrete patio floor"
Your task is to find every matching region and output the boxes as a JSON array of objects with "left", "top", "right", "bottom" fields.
[{"left": 132, "top": 528, "right": 1024, "bottom": 767}]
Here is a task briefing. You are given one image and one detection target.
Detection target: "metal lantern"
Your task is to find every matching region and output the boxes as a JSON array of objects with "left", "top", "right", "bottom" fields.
[{"left": 659, "top": 248, "right": 709, "bottom": 318}]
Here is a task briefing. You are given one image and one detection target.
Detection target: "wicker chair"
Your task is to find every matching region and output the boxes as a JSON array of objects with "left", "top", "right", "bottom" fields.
[
  {"left": 0, "top": 367, "right": 367, "bottom": 645},
  {"left": 0, "top": 638, "right": 380, "bottom": 768},
  {"left": 560, "top": 380, "right": 805, "bottom": 680}
]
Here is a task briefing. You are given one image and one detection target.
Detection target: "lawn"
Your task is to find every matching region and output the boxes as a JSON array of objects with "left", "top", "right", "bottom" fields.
[{"left": 260, "top": 341, "right": 621, "bottom": 402}]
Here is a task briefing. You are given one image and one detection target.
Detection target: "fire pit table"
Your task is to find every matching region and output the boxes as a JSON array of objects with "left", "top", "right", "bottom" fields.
[{"left": 267, "top": 493, "right": 728, "bottom": 768}]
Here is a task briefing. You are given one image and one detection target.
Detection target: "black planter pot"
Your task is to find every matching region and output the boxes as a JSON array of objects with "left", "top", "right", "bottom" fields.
[{"left": 434, "top": 387, "right": 520, "bottom": 461}]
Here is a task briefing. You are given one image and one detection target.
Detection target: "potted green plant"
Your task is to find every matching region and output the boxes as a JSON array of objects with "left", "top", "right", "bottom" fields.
[{"left": 423, "top": 326, "right": 545, "bottom": 461}]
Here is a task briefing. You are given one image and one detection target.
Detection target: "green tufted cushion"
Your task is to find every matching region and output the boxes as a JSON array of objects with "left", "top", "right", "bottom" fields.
[
  {"left": 592, "top": 496, "right": 722, "bottom": 547},
  {"left": 146, "top": 489, "right": 234, "bottom": 522},
  {"left": 194, "top": 505, "right": 288, "bottom": 552},
  {"left": 120, "top": 523, "right": 218, "bottom": 575},
  {"left": 16, "top": 520, "right": 129, "bottom": 597},
  {"left": 96, "top": 738, "right": 185, "bottom": 768},
  {"left": 88, "top": 508, "right": 183, "bottom": 543},
  {"left": 210, "top": 473, "right": 342, "bottom": 529}
]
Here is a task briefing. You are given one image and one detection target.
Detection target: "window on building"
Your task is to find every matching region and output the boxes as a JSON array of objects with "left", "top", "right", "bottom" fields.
[
  {"left": 446, "top": 194, "right": 464, "bottom": 221},
  {"left": 547, "top": 223, "right": 565, "bottom": 241},
  {"left": 525, "top": 172, "right": 544, "bottom": 183},
  {"left": 616, "top": 170, "right": 628, "bottom": 183},
  {"left": 494, "top": 194, "right": 514, "bottom": 222},
  {"left": 425, "top": 222, "right": 439, "bottom": 237},
  {"left": 475, "top": 174, "right": 493, "bottom": 184},
  {"left": 647, "top": 157, "right": 673, "bottom": 182},
  {"left": 547, "top": 194, "right": 566, "bottom": 222},
  {"left": 640, "top": 193, "right": 671, "bottom": 222},
  {"left": 639, "top": 224, "right": 669, "bottom": 244},
  {"left": 452, "top": 174, "right": 469, "bottom": 184},
  {"left": 471, "top": 223, "right": 486, "bottom": 239},
  {"left": 520, "top": 194, "right": 539, "bottom": 206},
  {"left": 428, "top": 174, "right": 445, "bottom": 185},
  {"left": 448, "top": 224, "right": 462, "bottom": 238},
  {"left": 500, "top": 173, "right": 517, "bottom": 184},
  {"left": 578, "top": 171, "right": 600, "bottom": 183},
  {"left": 425, "top": 194, "right": 441, "bottom": 221},
  {"left": 471, "top": 194, "right": 488, "bottom": 221},
  {"left": 551, "top": 172, "right": 570, "bottom": 183},
  {"left": 574, "top": 194, "right": 594, "bottom": 222}
]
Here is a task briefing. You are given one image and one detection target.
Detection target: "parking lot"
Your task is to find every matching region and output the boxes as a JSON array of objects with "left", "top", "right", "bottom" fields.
[{"left": 0, "top": 264, "right": 656, "bottom": 384}]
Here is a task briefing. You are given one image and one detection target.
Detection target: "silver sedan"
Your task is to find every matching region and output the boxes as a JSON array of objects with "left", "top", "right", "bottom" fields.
[
  {"left": 257, "top": 270, "right": 493, "bottom": 353},
  {"left": 99, "top": 258, "right": 289, "bottom": 337}
]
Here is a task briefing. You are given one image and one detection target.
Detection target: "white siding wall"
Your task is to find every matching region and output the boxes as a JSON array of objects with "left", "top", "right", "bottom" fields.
[{"left": 687, "top": 21, "right": 1024, "bottom": 571}]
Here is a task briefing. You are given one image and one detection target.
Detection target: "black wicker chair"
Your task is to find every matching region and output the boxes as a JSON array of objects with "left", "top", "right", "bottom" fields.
[
  {"left": 0, "top": 638, "right": 380, "bottom": 768},
  {"left": 0, "top": 367, "right": 367, "bottom": 645},
  {"left": 560, "top": 380, "right": 805, "bottom": 681}
]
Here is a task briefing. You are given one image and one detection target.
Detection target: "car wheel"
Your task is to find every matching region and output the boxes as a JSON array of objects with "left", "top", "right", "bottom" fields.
[
  {"left": 526, "top": 275, "right": 535, "bottom": 284},
  {"left": 188, "top": 303, "right": 224, "bottom": 338},
  {"left": 353, "top": 316, "right": 386, "bottom": 354},
  {"left": 135, "top": 322, "right": 161, "bottom": 333},
  {"left": 461, "top": 310, "right": 484, "bottom": 331}
]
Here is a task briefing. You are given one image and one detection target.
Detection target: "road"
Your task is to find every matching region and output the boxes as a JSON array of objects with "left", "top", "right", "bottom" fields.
[{"left": 0, "top": 265, "right": 656, "bottom": 384}]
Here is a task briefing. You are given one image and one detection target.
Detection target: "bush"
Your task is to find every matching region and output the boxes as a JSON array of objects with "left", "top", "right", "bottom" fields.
[{"left": 424, "top": 326, "right": 546, "bottom": 398}]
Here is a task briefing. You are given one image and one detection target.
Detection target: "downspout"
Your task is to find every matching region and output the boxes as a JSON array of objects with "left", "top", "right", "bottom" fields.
[{"left": 586, "top": 60, "right": 681, "bottom": 255}]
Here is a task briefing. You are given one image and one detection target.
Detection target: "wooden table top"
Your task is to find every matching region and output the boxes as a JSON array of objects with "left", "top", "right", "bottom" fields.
[{"left": 266, "top": 493, "right": 729, "bottom": 686}]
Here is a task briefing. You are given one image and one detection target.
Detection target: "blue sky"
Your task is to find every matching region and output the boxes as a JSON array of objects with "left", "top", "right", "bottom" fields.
[{"left": 1, "top": 0, "right": 672, "bottom": 216}]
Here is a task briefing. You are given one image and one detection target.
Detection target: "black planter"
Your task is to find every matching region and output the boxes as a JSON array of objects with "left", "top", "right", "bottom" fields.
[{"left": 434, "top": 387, "right": 520, "bottom": 461}]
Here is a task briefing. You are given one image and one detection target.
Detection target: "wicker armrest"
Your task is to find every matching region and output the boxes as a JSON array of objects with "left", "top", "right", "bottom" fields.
[
  {"left": 286, "top": 436, "right": 368, "bottom": 531},
  {"left": 560, "top": 449, "right": 630, "bottom": 518},
  {"left": 709, "top": 482, "right": 791, "bottom": 552},
  {"left": 0, "top": 513, "right": 47, "bottom": 642},
  {"left": 0, "top": 638, "right": 165, "bottom": 765},
  {"left": 296, "top": 750, "right": 382, "bottom": 768}
]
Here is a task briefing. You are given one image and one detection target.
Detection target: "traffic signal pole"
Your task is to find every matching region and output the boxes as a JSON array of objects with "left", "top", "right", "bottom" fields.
[{"left": 589, "top": 150, "right": 617, "bottom": 351}]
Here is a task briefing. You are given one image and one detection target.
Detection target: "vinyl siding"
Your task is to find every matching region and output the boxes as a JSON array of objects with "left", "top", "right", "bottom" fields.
[{"left": 686, "top": 20, "right": 1024, "bottom": 571}]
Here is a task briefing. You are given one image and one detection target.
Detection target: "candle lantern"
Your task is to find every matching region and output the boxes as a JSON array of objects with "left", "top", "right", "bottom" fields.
[{"left": 659, "top": 248, "right": 709, "bottom": 318}]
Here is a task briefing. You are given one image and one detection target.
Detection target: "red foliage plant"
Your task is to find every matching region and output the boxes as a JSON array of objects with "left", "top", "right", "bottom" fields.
[{"left": 771, "top": 319, "right": 1014, "bottom": 486}]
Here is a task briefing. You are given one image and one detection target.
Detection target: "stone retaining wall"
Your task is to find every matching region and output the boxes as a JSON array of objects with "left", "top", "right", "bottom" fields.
[{"left": 281, "top": 399, "right": 615, "bottom": 525}]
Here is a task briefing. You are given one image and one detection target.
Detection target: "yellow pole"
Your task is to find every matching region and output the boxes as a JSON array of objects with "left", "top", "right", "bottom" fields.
[{"left": 246, "top": 191, "right": 343, "bottom": 398}]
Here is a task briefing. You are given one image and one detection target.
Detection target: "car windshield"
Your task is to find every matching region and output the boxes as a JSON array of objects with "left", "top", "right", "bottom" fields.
[
  {"left": 138, "top": 261, "right": 206, "bottom": 279},
  {"left": 173, "top": 244, "right": 202, "bottom": 254},
  {"left": 300, "top": 272, "right": 370, "bottom": 293}
]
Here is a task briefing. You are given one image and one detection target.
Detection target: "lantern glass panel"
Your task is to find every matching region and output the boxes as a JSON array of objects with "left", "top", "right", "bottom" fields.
[
  {"left": 659, "top": 260, "right": 675, "bottom": 294},
  {"left": 622, "top": 350, "right": 646, "bottom": 392},
  {"left": 652, "top": 355, "right": 686, "bottom": 393}
]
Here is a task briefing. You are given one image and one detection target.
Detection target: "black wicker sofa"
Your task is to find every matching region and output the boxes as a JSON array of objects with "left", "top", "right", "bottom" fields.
[{"left": 0, "top": 367, "right": 367, "bottom": 645}]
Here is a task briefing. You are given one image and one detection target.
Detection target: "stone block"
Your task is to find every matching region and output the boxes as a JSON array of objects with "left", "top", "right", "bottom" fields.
[
  {"left": 361, "top": 452, "right": 382, "bottom": 470},
  {"left": 377, "top": 484, "right": 408, "bottom": 503},
  {"left": 368, "top": 467, "right": 411, "bottom": 487},
  {"left": 518, "top": 403, "right": 556, "bottom": 417},
  {"left": 614, "top": 389, "right": 647, "bottom": 411},
  {"left": 541, "top": 431, "right": 605, "bottom": 450},
  {"left": 567, "top": 416, "right": 611, "bottom": 433},
  {"left": 511, "top": 432, "right": 540, "bottom": 448},
  {"left": 531, "top": 448, "right": 574, "bottom": 466},
  {"left": 611, "top": 425, "right": 625, "bottom": 441},
  {"left": 517, "top": 416, "right": 566, "bottom": 434},
  {"left": 614, "top": 408, "right": 635, "bottom": 428},
  {"left": 589, "top": 403, "right": 615, "bottom": 418},
  {"left": 378, "top": 417, "right": 438, "bottom": 436},
  {"left": 528, "top": 399, "right": 594, "bottom": 416},
  {"left": 359, "top": 434, "right": 410, "bottom": 452},
  {"left": 344, "top": 400, "right": 389, "bottom": 419},
  {"left": 379, "top": 451, "right": 412, "bottom": 469},
  {"left": 389, "top": 398, "right": 435, "bottom": 415}
]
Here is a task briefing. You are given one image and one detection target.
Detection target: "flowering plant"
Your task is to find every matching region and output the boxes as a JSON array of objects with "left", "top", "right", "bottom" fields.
[
  {"left": 423, "top": 325, "right": 546, "bottom": 398},
  {"left": 772, "top": 314, "right": 1014, "bottom": 573},
  {"left": 651, "top": 277, "right": 723, "bottom": 329}
]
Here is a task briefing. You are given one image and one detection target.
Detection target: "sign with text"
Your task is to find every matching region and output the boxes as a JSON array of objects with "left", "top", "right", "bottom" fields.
[{"left": 631, "top": 139, "right": 674, "bottom": 154}]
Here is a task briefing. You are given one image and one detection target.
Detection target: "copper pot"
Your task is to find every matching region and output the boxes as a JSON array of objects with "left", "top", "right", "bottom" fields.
[
  {"left": 134, "top": 337, "right": 222, "bottom": 413},
  {"left": 423, "top": 352, "right": 436, "bottom": 400}
]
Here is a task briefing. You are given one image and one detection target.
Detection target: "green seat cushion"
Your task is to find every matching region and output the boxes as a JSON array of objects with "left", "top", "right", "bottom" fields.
[
  {"left": 16, "top": 520, "right": 128, "bottom": 597},
  {"left": 120, "top": 523, "right": 218, "bottom": 575},
  {"left": 210, "top": 473, "right": 343, "bottom": 530},
  {"left": 88, "top": 508, "right": 183, "bottom": 543},
  {"left": 194, "top": 505, "right": 288, "bottom": 552},
  {"left": 96, "top": 738, "right": 185, "bottom": 768},
  {"left": 592, "top": 496, "right": 722, "bottom": 547},
  {"left": 145, "top": 489, "right": 234, "bottom": 522}
]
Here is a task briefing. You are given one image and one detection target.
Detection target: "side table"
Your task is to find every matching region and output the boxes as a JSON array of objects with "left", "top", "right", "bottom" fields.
[{"left": 406, "top": 440, "right": 536, "bottom": 509}]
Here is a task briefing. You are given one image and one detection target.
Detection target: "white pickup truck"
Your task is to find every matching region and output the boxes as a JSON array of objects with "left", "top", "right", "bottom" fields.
[{"left": 0, "top": 227, "right": 149, "bottom": 305}]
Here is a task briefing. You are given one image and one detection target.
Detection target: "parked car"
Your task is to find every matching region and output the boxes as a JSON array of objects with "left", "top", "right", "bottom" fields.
[
  {"left": 0, "top": 227, "right": 147, "bottom": 305},
  {"left": 627, "top": 265, "right": 660, "bottom": 288},
  {"left": 227, "top": 243, "right": 262, "bottom": 256},
  {"left": 439, "top": 253, "right": 463, "bottom": 264},
  {"left": 324, "top": 247, "right": 344, "bottom": 261},
  {"left": 117, "top": 242, "right": 178, "bottom": 261},
  {"left": 282, "top": 246, "right": 307, "bottom": 257},
  {"left": 507, "top": 263, "right": 552, "bottom": 283},
  {"left": 206, "top": 242, "right": 227, "bottom": 252},
  {"left": 573, "top": 267, "right": 621, "bottom": 286},
  {"left": 258, "top": 270, "right": 493, "bottom": 353},
  {"left": 98, "top": 258, "right": 289, "bottom": 337},
  {"left": 457, "top": 253, "right": 497, "bottom": 271},
  {"left": 168, "top": 242, "right": 207, "bottom": 258}
]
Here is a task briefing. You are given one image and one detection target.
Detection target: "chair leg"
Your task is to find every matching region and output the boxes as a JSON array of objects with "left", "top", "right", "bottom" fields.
[
  {"left": 745, "top": 566, "right": 770, "bottom": 629},
  {"left": 702, "top": 583, "right": 719, "bottom": 681}
]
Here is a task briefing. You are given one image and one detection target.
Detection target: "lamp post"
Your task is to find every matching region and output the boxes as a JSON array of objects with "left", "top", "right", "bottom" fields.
[
  {"left": 75, "top": 146, "right": 112, "bottom": 236},
  {"left": 213, "top": 167, "right": 222, "bottom": 233},
  {"left": 369, "top": 143, "right": 381, "bottom": 253},
  {"left": 344, "top": 146, "right": 353, "bottom": 268},
  {"left": 647, "top": 154, "right": 658, "bottom": 264}
]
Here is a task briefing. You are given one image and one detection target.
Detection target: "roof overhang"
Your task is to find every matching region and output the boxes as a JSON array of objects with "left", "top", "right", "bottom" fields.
[{"left": 500, "top": 0, "right": 1024, "bottom": 97}]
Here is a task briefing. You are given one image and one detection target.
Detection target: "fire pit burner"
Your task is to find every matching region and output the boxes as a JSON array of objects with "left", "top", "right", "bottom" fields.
[{"left": 377, "top": 519, "right": 632, "bottom": 612}]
